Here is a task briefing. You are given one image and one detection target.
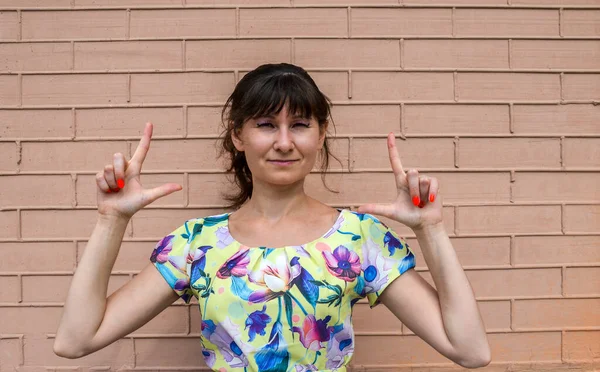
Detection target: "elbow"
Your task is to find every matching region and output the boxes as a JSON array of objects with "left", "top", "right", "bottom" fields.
[
  {"left": 53, "top": 337, "right": 89, "bottom": 359},
  {"left": 456, "top": 346, "right": 492, "bottom": 369}
]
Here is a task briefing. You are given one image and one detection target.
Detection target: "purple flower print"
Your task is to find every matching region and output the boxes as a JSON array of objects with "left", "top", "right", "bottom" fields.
[
  {"left": 245, "top": 304, "right": 272, "bottom": 342},
  {"left": 292, "top": 314, "right": 332, "bottom": 351},
  {"left": 202, "top": 347, "right": 216, "bottom": 368},
  {"left": 322, "top": 246, "right": 361, "bottom": 282},
  {"left": 323, "top": 213, "right": 345, "bottom": 238},
  {"left": 383, "top": 231, "right": 404, "bottom": 256},
  {"left": 248, "top": 253, "right": 301, "bottom": 303},
  {"left": 361, "top": 236, "right": 395, "bottom": 294},
  {"left": 150, "top": 235, "right": 174, "bottom": 264},
  {"left": 201, "top": 318, "right": 252, "bottom": 368},
  {"left": 217, "top": 249, "right": 251, "bottom": 279},
  {"left": 326, "top": 316, "right": 354, "bottom": 370},
  {"left": 216, "top": 226, "right": 235, "bottom": 249}
]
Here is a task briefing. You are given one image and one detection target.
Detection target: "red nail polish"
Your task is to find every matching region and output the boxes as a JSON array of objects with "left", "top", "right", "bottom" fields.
[
  {"left": 117, "top": 179, "right": 125, "bottom": 188},
  {"left": 429, "top": 194, "right": 435, "bottom": 203},
  {"left": 412, "top": 196, "right": 420, "bottom": 206},
  {"left": 107, "top": 189, "right": 112, "bottom": 193}
]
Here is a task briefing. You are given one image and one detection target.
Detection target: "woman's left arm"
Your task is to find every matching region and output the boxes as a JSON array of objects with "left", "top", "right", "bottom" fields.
[{"left": 357, "top": 132, "right": 491, "bottom": 368}]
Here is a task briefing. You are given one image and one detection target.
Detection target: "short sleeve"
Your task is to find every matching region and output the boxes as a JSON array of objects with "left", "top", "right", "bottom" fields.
[
  {"left": 150, "top": 218, "right": 201, "bottom": 304},
  {"left": 359, "top": 214, "right": 416, "bottom": 308}
]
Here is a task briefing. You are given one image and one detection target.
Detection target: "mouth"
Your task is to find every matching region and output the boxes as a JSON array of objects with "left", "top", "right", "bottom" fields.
[{"left": 268, "top": 159, "right": 299, "bottom": 166}]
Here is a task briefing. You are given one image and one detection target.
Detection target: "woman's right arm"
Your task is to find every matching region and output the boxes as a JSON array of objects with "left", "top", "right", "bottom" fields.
[{"left": 53, "top": 123, "right": 183, "bottom": 358}]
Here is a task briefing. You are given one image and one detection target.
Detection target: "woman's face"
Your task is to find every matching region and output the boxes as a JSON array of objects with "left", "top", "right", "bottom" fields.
[{"left": 232, "top": 104, "right": 326, "bottom": 187}]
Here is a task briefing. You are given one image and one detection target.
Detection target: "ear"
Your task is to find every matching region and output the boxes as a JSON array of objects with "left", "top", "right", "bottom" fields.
[
  {"left": 231, "top": 126, "right": 245, "bottom": 152},
  {"left": 318, "top": 120, "right": 329, "bottom": 149}
]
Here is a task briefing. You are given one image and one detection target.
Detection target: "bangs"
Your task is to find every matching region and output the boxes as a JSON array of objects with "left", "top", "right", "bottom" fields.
[{"left": 239, "top": 72, "right": 322, "bottom": 121}]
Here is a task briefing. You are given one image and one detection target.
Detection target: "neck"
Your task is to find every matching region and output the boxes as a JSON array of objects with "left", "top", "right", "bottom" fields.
[{"left": 240, "top": 178, "right": 313, "bottom": 222}]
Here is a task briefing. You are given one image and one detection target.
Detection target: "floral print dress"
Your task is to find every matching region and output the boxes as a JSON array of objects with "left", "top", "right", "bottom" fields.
[{"left": 150, "top": 208, "right": 416, "bottom": 372}]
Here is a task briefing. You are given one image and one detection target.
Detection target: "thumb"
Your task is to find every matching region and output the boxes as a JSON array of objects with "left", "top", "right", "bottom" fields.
[
  {"left": 356, "top": 203, "right": 395, "bottom": 219},
  {"left": 142, "top": 183, "right": 183, "bottom": 204}
]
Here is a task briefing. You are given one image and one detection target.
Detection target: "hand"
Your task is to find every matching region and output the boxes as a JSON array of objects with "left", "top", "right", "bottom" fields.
[
  {"left": 357, "top": 133, "right": 443, "bottom": 231},
  {"left": 96, "top": 122, "right": 183, "bottom": 221}
]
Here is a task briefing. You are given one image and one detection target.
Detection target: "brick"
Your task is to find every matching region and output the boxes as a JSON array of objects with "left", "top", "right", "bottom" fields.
[
  {"left": 240, "top": 8, "right": 347, "bottom": 37},
  {"left": 404, "top": 104, "right": 509, "bottom": 135},
  {"left": 352, "top": 72, "right": 454, "bottom": 101},
  {"left": 564, "top": 138, "right": 600, "bottom": 167},
  {"left": 78, "top": 241, "right": 152, "bottom": 272},
  {"left": 308, "top": 71, "right": 348, "bottom": 102},
  {"left": 0, "top": 175, "right": 73, "bottom": 207},
  {"left": 457, "top": 73, "right": 560, "bottom": 101},
  {"left": 295, "top": 39, "right": 400, "bottom": 68},
  {"left": 0, "top": 11, "right": 18, "bottom": 41},
  {"left": 351, "top": 8, "right": 452, "bottom": 36},
  {"left": 0, "top": 276, "right": 19, "bottom": 302},
  {"left": 21, "top": 209, "right": 132, "bottom": 239},
  {"left": 407, "top": 0, "right": 505, "bottom": 3},
  {"left": 306, "top": 173, "right": 396, "bottom": 207},
  {"left": 0, "top": 142, "right": 16, "bottom": 171},
  {"left": 0, "top": 242, "right": 74, "bottom": 273},
  {"left": 0, "top": 339, "right": 21, "bottom": 372},
  {"left": 23, "top": 338, "right": 133, "bottom": 366},
  {"left": 77, "top": 173, "right": 185, "bottom": 207},
  {"left": 21, "top": 274, "right": 128, "bottom": 302},
  {"left": 0, "top": 211, "right": 18, "bottom": 239},
  {"left": 22, "top": 74, "right": 128, "bottom": 105},
  {"left": 134, "top": 338, "right": 204, "bottom": 366},
  {"left": 352, "top": 302, "right": 403, "bottom": 333},
  {"left": 513, "top": 104, "right": 600, "bottom": 134},
  {"left": 514, "top": 236, "right": 600, "bottom": 265},
  {"left": 318, "top": 137, "right": 348, "bottom": 171},
  {"left": 1, "top": 0, "right": 72, "bottom": 5},
  {"left": 563, "top": 10, "right": 600, "bottom": 37},
  {"left": 514, "top": 0, "right": 600, "bottom": 4},
  {"left": 187, "top": 106, "right": 226, "bottom": 137},
  {"left": 0, "top": 306, "right": 62, "bottom": 333},
  {"left": 22, "top": 10, "right": 127, "bottom": 40},
  {"left": 352, "top": 335, "right": 455, "bottom": 364},
  {"left": 512, "top": 40, "right": 600, "bottom": 70},
  {"left": 188, "top": 173, "right": 233, "bottom": 206},
  {"left": 0, "top": 75, "right": 19, "bottom": 106},
  {"left": 130, "top": 208, "right": 220, "bottom": 239},
  {"left": 21, "top": 141, "right": 128, "bottom": 172},
  {"left": 75, "top": 0, "right": 181, "bottom": 5},
  {"left": 130, "top": 138, "right": 219, "bottom": 170},
  {"left": 408, "top": 236, "right": 510, "bottom": 269},
  {"left": 564, "top": 205, "right": 600, "bottom": 233},
  {"left": 455, "top": 9, "right": 559, "bottom": 37},
  {"left": 565, "top": 267, "right": 600, "bottom": 296},
  {"left": 404, "top": 300, "right": 510, "bottom": 334},
  {"left": 0, "top": 42, "right": 72, "bottom": 72},
  {"left": 458, "top": 205, "right": 562, "bottom": 234},
  {"left": 404, "top": 40, "right": 508, "bottom": 69},
  {"left": 188, "top": 0, "right": 288, "bottom": 4},
  {"left": 74, "top": 41, "right": 182, "bottom": 71},
  {"left": 351, "top": 138, "right": 455, "bottom": 170},
  {"left": 0, "top": 109, "right": 72, "bottom": 138},
  {"left": 186, "top": 39, "right": 291, "bottom": 69},
  {"left": 458, "top": 138, "right": 560, "bottom": 168},
  {"left": 563, "top": 74, "right": 600, "bottom": 101},
  {"left": 513, "top": 172, "right": 600, "bottom": 202},
  {"left": 330, "top": 105, "right": 400, "bottom": 136},
  {"left": 563, "top": 331, "right": 600, "bottom": 361},
  {"left": 130, "top": 9, "right": 235, "bottom": 38},
  {"left": 514, "top": 299, "right": 600, "bottom": 328},
  {"left": 487, "top": 332, "right": 561, "bottom": 361},
  {"left": 75, "top": 107, "right": 184, "bottom": 138},
  {"left": 130, "top": 72, "right": 234, "bottom": 104}
]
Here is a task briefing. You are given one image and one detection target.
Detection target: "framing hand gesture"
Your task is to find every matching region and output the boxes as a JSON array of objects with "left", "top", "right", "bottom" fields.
[{"left": 357, "top": 133, "right": 444, "bottom": 231}]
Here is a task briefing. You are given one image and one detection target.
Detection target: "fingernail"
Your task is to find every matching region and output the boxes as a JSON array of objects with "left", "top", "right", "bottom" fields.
[
  {"left": 117, "top": 179, "right": 125, "bottom": 188},
  {"left": 429, "top": 194, "right": 435, "bottom": 203},
  {"left": 412, "top": 196, "right": 420, "bottom": 206},
  {"left": 107, "top": 189, "right": 112, "bottom": 193}
]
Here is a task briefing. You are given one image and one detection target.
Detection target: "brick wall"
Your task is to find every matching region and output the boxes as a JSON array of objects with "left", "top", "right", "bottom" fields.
[{"left": 0, "top": 0, "right": 599, "bottom": 371}]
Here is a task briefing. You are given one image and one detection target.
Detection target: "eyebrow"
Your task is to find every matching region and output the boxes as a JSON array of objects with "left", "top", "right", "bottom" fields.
[{"left": 259, "top": 114, "right": 309, "bottom": 120}]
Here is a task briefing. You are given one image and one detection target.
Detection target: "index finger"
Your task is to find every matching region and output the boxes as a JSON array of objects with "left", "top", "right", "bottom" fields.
[
  {"left": 387, "top": 132, "right": 406, "bottom": 178},
  {"left": 131, "top": 122, "right": 153, "bottom": 168}
]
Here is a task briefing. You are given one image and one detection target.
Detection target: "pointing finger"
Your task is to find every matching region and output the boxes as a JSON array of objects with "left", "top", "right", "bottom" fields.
[
  {"left": 131, "top": 122, "right": 153, "bottom": 170},
  {"left": 387, "top": 133, "right": 406, "bottom": 181}
]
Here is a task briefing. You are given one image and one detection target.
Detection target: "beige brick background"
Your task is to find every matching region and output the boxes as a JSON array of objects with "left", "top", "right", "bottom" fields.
[{"left": 0, "top": 0, "right": 599, "bottom": 371}]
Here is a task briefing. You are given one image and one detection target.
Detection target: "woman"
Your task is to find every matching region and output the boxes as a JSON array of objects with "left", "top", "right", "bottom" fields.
[{"left": 54, "top": 63, "right": 491, "bottom": 370}]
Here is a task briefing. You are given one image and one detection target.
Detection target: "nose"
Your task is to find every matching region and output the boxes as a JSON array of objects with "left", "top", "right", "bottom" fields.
[{"left": 273, "top": 126, "right": 294, "bottom": 152}]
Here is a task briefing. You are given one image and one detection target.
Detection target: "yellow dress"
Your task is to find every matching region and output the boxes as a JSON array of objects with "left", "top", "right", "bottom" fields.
[{"left": 150, "top": 208, "right": 416, "bottom": 372}]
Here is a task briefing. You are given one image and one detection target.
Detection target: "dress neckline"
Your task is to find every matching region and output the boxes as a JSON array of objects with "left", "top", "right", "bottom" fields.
[{"left": 225, "top": 208, "right": 346, "bottom": 250}]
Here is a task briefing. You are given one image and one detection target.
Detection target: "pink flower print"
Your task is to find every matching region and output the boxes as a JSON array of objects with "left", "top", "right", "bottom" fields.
[
  {"left": 248, "top": 253, "right": 301, "bottom": 303},
  {"left": 150, "top": 235, "right": 174, "bottom": 264},
  {"left": 292, "top": 314, "right": 331, "bottom": 351},
  {"left": 326, "top": 316, "right": 354, "bottom": 370},
  {"left": 216, "top": 226, "right": 235, "bottom": 249},
  {"left": 217, "top": 249, "right": 251, "bottom": 279},
  {"left": 322, "top": 246, "right": 361, "bottom": 282}
]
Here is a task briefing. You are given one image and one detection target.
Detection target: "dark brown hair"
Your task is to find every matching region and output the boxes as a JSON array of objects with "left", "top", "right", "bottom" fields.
[{"left": 218, "top": 63, "right": 341, "bottom": 210}]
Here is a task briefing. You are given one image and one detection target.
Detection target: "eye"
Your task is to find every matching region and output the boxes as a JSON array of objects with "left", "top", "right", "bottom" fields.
[
  {"left": 293, "top": 122, "right": 310, "bottom": 128},
  {"left": 256, "top": 122, "right": 274, "bottom": 128}
]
